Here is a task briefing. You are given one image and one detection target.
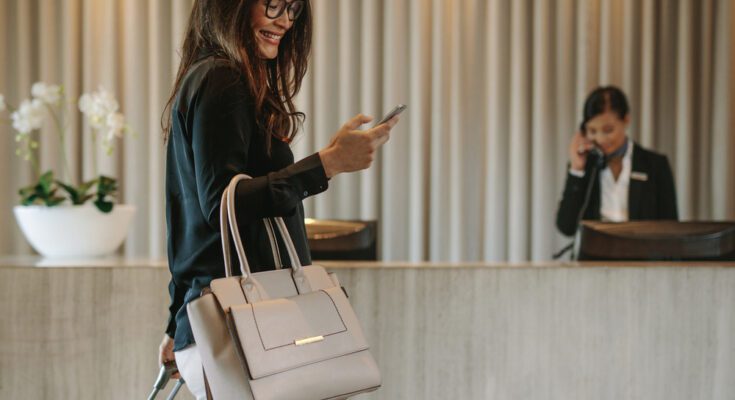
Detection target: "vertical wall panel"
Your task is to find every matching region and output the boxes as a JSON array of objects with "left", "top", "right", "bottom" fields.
[
  {"left": 711, "top": 0, "right": 735, "bottom": 220},
  {"left": 674, "top": 0, "right": 694, "bottom": 218},
  {"left": 62, "top": 0, "right": 83, "bottom": 182},
  {"left": 311, "top": 0, "right": 339, "bottom": 219},
  {"left": 639, "top": 0, "right": 657, "bottom": 148},
  {"left": 482, "top": 0, "right": 511, "bottom": 261},
  {"left": 0, "top": 0, "right": 16, "bottom": 254},
  {"left": 334, "top": 0, "right": 360, "bottom": 220},
  {"left": 427, "top": 0, "right": 451, "bottom": 260},
  {"left": 38, "top": 0, "right": 61, "bottom": 177},
  {"left": 355, "top": 0, "right": 381, "bottom": 221},
  {"left": 380, "top": 0, "right": 412, "bottom": 260},
  {"left": 696, "top": 0, "right": 714, "bottom": 219},
  {"left": 655, "top": 0, "right": 678, "bottom": 159},
  {"left": 507, "top": 0, "right": 531, "bottom": 261},
  {"left": 530, "top": 0, "right": 555, "bottom": 261},
  {"left": 120, "top": 0, "right": 148, "bottom": 256}
]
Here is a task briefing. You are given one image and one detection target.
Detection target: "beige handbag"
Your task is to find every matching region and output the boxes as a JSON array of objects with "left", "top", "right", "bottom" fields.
[{"left": 187, "top": 174, "right": 381, "bottom": 400}]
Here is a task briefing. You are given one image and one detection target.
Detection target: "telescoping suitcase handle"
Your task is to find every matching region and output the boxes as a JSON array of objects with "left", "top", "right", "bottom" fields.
[{"left": 147, "top": 361, "right": 185, "bottom": 400}]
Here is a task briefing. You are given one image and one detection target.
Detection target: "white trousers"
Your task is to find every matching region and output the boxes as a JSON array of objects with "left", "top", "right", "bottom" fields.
[{"left": 174, "top": 344, "right": 207, "bottom": 400}]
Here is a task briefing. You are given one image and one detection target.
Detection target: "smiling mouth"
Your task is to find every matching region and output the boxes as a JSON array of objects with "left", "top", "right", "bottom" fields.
[{"left": 259, "top": 30, "right": 283, "bottom": 45}]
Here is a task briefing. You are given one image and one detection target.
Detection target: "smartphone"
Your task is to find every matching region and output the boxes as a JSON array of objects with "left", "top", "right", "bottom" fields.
[{"left": 374, "top": 104, "right": 407, "bottom": 126}]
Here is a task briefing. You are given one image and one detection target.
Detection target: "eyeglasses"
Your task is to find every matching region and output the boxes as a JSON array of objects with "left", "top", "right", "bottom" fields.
[{"left": 265, "top": 0, "right": 305, "bottom": 21}]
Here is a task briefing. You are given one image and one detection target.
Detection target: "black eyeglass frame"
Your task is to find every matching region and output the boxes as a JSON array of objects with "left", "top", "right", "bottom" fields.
[{"left": 264, "top": 0, "right": 305, "bottom": 21}]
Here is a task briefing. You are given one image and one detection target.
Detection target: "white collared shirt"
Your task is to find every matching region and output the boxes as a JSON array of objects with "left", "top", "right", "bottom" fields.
[
  {"left": 569, "top": 139, "right": 634, "bottom": 222},
  {"left": 599, "top": 139, "right": 633, "bottom": 222}
]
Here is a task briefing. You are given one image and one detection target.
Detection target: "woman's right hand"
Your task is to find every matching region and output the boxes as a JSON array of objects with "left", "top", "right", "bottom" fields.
[
  {"left": 319, "top": 113, "right": 400, "bottom": 178},
  {"left": 568, "top": 130, "right": 593, "bottom": 171}
]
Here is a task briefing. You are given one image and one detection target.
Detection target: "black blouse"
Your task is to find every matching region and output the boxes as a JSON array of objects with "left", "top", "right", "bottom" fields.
[{"left": 165, "top": 54, "right": 329, "bottom": 351}]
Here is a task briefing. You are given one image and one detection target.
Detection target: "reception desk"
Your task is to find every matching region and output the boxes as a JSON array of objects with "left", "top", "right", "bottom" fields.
[{"left": 1, "top": 258, "right": 734, "bottom": 399}]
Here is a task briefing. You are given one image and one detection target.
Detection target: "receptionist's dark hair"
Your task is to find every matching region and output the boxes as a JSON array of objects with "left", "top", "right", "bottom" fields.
[{"left": 580, "top": 86, "right": 630, "bottom": 132}]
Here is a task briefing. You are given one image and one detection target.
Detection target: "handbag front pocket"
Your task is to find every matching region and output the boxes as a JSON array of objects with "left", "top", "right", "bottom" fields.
[{"left": 228, "top": 286, "right": 369, "bottom": 380}]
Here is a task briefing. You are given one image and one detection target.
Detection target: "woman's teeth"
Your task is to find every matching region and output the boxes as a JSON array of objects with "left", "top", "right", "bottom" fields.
[{"left": 261, "top": 31, "right": 282, "bottom": 40}]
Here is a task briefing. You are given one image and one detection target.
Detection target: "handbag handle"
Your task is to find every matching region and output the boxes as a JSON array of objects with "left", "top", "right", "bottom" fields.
[
  {"left": 220, "top": 191, "right": 282, "bottom": 277},
  {"left": 220, "top": 174, "right": 304, "bottom": 279}
]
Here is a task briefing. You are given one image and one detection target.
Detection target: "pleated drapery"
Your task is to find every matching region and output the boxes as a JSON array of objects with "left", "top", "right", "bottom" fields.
[
  {"left": 0, "top": 0, "right": 193, "bottom": 259},
  {"left": 1, "top": 0, "right": 734, "bottom": 262}
]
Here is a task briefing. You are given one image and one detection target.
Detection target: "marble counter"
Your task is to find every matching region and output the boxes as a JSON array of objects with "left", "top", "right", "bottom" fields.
[{"left": 1, "top": 257, "right": 734, "bottom": 399}]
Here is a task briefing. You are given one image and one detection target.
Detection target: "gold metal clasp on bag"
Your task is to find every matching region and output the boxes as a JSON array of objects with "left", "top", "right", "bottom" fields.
[{"left": 294, "top": 335, "right": 324, "bottom": 346}]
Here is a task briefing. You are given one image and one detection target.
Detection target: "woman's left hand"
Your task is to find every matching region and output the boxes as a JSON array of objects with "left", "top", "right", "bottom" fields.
[{"left": 158, "top": 334, "right": 181, "bottom": 379}]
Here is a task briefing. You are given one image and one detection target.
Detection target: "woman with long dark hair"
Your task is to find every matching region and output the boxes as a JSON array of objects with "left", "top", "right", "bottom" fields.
[
  {"left": 556, "top": 86, "right": 678, "bottom": 236},
  {"left": 157, "top": 1, "right": 399, "bottom": 397}
]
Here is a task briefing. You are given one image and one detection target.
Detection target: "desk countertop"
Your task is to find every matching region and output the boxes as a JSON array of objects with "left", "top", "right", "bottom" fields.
[{"left": 1, "top": 255, "right": 734, "bottom": 269}]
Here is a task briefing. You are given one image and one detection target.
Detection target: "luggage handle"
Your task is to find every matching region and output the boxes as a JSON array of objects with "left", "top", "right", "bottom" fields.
[{"left": 219, "top": 174, "right": 306, "bottom": 284}]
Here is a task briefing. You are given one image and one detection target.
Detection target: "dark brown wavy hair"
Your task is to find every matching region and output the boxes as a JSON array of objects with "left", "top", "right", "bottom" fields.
[{"left": 161, "top": 0, "right": 312, "bottom": 153}]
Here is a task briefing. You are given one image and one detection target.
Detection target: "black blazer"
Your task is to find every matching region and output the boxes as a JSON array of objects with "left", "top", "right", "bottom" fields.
[
  {"left": 556, "top": 142, "right": 678, "bottom": 236},
  {"left": 165, "top": 53, "right": 329, "bottom": 351}
]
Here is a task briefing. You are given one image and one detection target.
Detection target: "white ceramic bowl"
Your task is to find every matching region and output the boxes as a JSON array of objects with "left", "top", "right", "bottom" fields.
[{"left": 14, "top": 204, "right": 136, "bottom": 258}]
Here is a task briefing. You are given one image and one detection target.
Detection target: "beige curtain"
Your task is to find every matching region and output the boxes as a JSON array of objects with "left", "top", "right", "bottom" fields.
[
  {"left": 0, "top": 0, "right": 194, "bottom": 258},
  {"left": 1, "top": 0, "right": 734, "bottom": 262}
]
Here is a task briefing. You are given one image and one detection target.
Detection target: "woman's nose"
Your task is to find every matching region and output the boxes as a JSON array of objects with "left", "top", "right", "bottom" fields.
[{"left": 274, "top": 12, "right": 293, "bottom": 30}]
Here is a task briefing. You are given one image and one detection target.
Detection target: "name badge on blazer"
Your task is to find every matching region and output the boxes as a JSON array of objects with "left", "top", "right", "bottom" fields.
[{"left": 631, "top": 171, "right": 648, "bottom": 182}]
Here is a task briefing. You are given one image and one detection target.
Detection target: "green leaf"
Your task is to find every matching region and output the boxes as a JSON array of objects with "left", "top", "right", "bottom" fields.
[
  {"left": 97, "top": 176, "right": 118, "bottom": 195},
  {"left": 92, "top": 175, "right": 118, "bottom": 213},
  {"left": 78, "top": 179, "right": 98, "bottom": 195},
  {"left": 18, "top": 172, "right": 68, "bottom": 206},
  {"left": 18, "top": 185, "right": 35, "bottom": 197},
  {"left": 94, "top": 198, "right": 114, "bottom": 213},
  {"left": 55, "top": 178, "right": 101, "bottom": 205},
  {"left": 46, "top": 196, "right": 66, "bottom": 207},
  {"left": 21, "top": 194, "right": 39, "bottom": 206},
  {"left": 56, "top": 181, "right": 80, "bottom": 203},
  {"left": 38, "top": 171, "right": 55, "bottom": 193}
]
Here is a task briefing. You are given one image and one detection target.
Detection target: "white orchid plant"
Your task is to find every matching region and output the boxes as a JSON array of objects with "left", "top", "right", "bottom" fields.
[{"left": 0, "top": 83, "right": 132, "bottom": 213}]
